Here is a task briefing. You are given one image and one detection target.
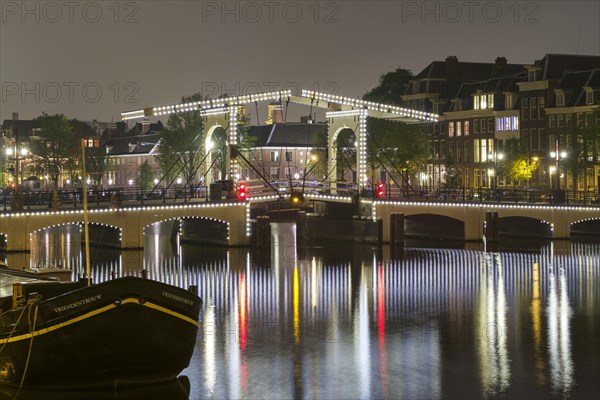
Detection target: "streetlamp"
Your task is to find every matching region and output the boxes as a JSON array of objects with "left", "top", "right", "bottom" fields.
[
  {"left": 487, "top": 152, "right": 504, "bottom": 189},
  {"left": 549, "top": 142, "right": 567, "bottom": 203}
]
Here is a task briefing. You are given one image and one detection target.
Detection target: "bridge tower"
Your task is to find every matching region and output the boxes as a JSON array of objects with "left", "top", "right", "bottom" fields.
[
  {"left": 202, "top": 107, "right": 239, "bottom": 186},
  {"left": 326, "top": 109, "right": 368, "bottom": 194}
]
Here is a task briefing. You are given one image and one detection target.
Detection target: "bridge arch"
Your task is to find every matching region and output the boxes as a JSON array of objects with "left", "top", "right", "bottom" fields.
[
  {"left": 143, "top": 215, "right": 230, "bottom": 245},
  {"left": 570, "top": 217, "right": 600, "bottom": 240},
  {"left": 497, "top": 216, "right": 553, "bottom": 239},
  {"left": 204, "top": 124, "right": 227, "bottom": 184},
  {"left": 404, "top": 213, "right": 465, "bottom": 241}
]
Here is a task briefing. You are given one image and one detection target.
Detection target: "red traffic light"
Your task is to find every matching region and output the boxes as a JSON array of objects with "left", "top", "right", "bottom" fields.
[
  {"left": 237, "top": 183, "right": 247, "bottom": 201},
  {"left": 376, "top": 182, "right": 385, "bottom": 198}
]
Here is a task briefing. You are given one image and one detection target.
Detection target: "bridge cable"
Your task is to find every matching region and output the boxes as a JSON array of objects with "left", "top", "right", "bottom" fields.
[{"left": 365, "top": 125, "right": 419, "bottom": 196}]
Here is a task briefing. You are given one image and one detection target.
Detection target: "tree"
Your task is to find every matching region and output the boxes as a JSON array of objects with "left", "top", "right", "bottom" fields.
[
  {"left": 29, "top": 114, "right": 77, "bottom": 188},
  {"left": 508, "top": 158, "right": 539, "bottom": 186},
  {"left": 156, "top": 93, "right": 204, "bottom": 185},
  {"left": 139, "top": 160, "right": 154, "bottom": 190},
  {"left": 562, "top": 104, "right": 600, "bottom": 191},
  {"left": 363, "top": 68, "right": 414, "bottom": 105},
  {"left": 496, "top": 137, "right": 539, "bottom": 188},
  {"left": 441, "top": 159, "right": 462, "bottom": 190},
  {"left": 366, "top": 118, "right": 428, "bottom": 188}
]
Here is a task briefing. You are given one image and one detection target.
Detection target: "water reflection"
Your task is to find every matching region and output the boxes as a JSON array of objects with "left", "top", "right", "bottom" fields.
[
  {"left": 547, "top": 261, "right": 574, "bottom": 396},
  {"left": 477, "top": 253, "right": 510, "bottom": 397},
  {"left": 1, "top": 224, "right": 599, "bottom": 399}
]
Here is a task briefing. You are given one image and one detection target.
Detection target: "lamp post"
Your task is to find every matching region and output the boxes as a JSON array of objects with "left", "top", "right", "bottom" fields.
[
  {"left": 487, "top": 152, "right": 504, "bottom": 189},
  {"left": 550, "top": 140, "right": 567, "bottom": 203}
]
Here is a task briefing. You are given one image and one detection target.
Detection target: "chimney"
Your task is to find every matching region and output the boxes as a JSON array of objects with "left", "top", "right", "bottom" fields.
[
  {"left": 492, "top": 56, "right": 508, "bottom": 77},
  {"left": 445, "top": 56, "right": 459, "bottom": 81},
  {"left": 495, "top": 57, "right": 507, "bottom": 67},
  {"left": 12, "top": 112, "right": 18, "bottom": 121},
  {"left": 141, "top": 119, "right": 151, "bottom": 134}
]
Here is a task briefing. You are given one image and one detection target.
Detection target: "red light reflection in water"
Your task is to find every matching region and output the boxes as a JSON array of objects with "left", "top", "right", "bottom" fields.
[
  {"left": 377, "top": 265, "right": 387, "bottom": 396},
  {"left": 239, "top": 272, "right": 248, "bottom": 392}
]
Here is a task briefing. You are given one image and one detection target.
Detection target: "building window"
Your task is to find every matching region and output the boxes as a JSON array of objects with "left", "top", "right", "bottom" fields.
[
  {"left": 488, "top": 118, "right": 494, "bottom": 133},
  {"left": 474, "top": 139, "right": 480, "bottom": 163},
  {"left": 285, "top": 151, "right": 293, "bottom": 162},
  {"left": 464, "top": 142, "right": 470, "bottom": 162},
  {"left": 538, "top": 97, "right": 545, "bottom": 119},
  {"left": 464, "top": 121, "right": 470, "bottom": 135},
  {"left": 522, "top": 98, "right": 529, "bottom": 120},
  {"left": 565, "top": 114, "right": 572, "bottom": 126},
  {"left": 270, "top": 167, "right": 279, "bottom": 179},
  {"left": 528, "top": 70, "right": 537, "bottom": 81},
  {"left": 530, "top": 98, "right": 538, "bottom": 120},
  {"left": 284, "top": 167, "right": 292, "bottom": 179},
  {"left": 586, "top": 90, "right": 594, "bottom": 105},
  {"left": 270, "top": 151, "right": 279, "bottom": 162},
  {"left": 456, "top": 121, "right": 462, "bottom": 136},
  {"left": 496, "top": 116, "right": 519, "bottom": 131},
  {"left": 531, "top": 128, "right": 539, "bottom": 150},
  {"left": 577, "top": 113, "right": 584, "bottom": 126},
  {"left": 556, "top": 92, "right": 565, "bottom": 107},
  {"left": 473, "top": 119, "right": 479, "bottom": 133},
  {"left": 539, "top": 128, "right": 545, "bottom": 150},
  {"left": 549, "top": 115, "right": 555, "bottom": 127},
  {"left": 473, "top": 94, "right": 494, "bottom": 110},
  {"left": 557, "top": 115, "right": 564, "bottom": 127},
  {"left": 481, "top": 119, "right": 487, "bottom": 133},
  {"left": 505, "top": 93, "right": 513, "bottom": 109},
  {"left": 449, "top": 122, "right": 455, "bottom": 137}
]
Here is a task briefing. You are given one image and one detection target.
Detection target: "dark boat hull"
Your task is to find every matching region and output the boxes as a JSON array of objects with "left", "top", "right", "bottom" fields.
[{"left": 0, "top": 276, "right": 201, "bottom": 389}]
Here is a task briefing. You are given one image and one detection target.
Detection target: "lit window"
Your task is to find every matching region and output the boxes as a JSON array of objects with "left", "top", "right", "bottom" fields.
[
  {"left": 270, "top": 151, "right": 279, "bottom": 162},
  {"left": 473, "top": 95, "right": 480, "bottom": 110},
  {"left": 456, "top": 121, "right": 462, "bottom": 136},
  {"left": 448, "top": 122, "right": 455, "bottom": 137},
  {"left": 464, "top": 121, "right": 470, "bottom": 135}
]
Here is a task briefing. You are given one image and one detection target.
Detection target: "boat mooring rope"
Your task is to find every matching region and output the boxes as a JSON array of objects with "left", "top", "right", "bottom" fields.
[
  {"left": 12, "top": 302, "right": 39, "bottom": 400},
  {"left": 0, "top": 303, "right": 31, "bottom": 354}
]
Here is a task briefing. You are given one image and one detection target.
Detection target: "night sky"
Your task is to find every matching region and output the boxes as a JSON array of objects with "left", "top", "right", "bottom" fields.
[{"left": 1, "top": 0, "right": 599, "bottom": 124}]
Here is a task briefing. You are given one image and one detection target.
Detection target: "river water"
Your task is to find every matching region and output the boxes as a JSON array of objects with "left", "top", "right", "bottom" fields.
[{"left": 1, "top": 223, "right": 599, "bottom": 399}]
